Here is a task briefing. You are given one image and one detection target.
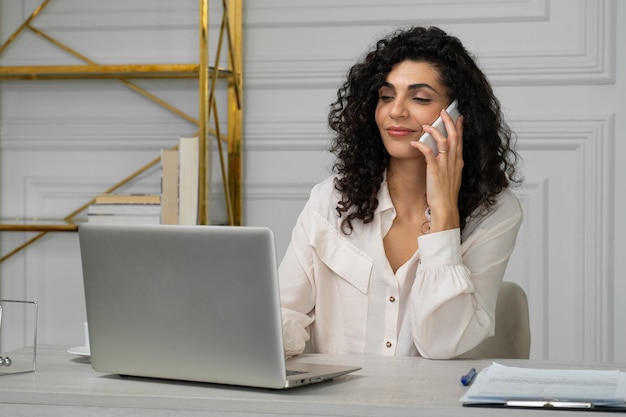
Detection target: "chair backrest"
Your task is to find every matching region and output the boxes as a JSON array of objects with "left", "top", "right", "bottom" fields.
[{"left": 460, "top": 281, "right": 531, "bottom": 359}]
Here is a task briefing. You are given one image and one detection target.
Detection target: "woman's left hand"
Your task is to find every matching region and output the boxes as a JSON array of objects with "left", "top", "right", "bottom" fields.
[{"left": 410, "top": 109, "right": 464, "bottom": 232}]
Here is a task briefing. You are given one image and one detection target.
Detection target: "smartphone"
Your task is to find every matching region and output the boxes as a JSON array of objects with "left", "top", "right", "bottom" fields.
[{"left": 418, "top": 99, "right": 461, "bottom": 157}]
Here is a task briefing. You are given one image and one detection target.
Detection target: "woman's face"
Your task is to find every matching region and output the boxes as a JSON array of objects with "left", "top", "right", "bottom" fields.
[{"left": 375, "top": 60, "right": 450, "bottom": 160}]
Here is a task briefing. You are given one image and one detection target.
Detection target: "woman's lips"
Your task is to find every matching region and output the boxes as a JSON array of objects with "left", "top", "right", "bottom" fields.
[{"left": 386, "top": 126, "right": 416, "bottom": 137}]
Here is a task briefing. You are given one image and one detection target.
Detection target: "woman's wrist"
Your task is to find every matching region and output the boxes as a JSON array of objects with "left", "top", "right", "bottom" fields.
[
  {"left": 417, "top": 228, "right": 463, "bottom": 267},
  {"left": 428, "top": 208, "right": 460, "bottom": 233}
]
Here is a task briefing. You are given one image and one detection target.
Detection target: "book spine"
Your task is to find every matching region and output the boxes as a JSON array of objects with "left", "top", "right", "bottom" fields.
[
  {"left": 160, "top": 149, "right": 179, "bottom": 224},
  {"left": 178, "top": 136, "right": 199, "bottom": 225}
]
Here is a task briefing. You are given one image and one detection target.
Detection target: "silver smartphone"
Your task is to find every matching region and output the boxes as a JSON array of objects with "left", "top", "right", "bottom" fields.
[{"left": 418, "top": 99, "right": 461, "bottom": 157}]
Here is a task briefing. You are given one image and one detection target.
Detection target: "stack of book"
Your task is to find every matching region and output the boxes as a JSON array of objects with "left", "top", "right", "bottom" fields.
[
  {"left": 87, "top": 194, "right": 162, "bottom": 224},
  {"left": 87, "top": 135, "right": 200, "bottom": 226}
]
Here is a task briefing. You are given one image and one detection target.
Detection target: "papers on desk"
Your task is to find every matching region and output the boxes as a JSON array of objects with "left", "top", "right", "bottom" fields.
[{"left": 460, "top": 362, "right": 626, "bottom": 411}]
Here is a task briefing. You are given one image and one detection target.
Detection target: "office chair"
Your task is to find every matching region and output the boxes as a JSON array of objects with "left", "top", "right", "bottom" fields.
[{"left": 460, "top": 281, "right": 531, "bottom": 359}]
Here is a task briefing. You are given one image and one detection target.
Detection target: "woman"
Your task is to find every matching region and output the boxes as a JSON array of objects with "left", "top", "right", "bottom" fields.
[{"left": 279, "top": 26, "right": 523, "bottom": 359}]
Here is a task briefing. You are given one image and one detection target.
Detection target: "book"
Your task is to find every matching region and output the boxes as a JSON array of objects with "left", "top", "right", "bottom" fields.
[
  {"left": 90, "top": 194, "right": 162, "bottom": 225},
  {"left": 94, "top": 194, "right": 161, "bottom": 205},
  {"left": 87, "top": 204, "right": 161, "bottom": 216},
  {"left": 160, "top": 149, "right": 179, "bottom": 224},
  {"left": 87, "top": 213, "right": 161, "bottom": 225},
  {"left": 178, "top": 136, "right": 199, "bottom": 225}
]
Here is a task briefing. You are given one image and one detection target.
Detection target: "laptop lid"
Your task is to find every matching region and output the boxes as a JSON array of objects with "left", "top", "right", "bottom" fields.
[{"left": 79, "top": 224, "right": 359, "bottom": 389}]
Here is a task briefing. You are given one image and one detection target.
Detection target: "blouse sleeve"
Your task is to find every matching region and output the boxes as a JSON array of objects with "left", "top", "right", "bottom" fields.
[
  {"left": 278, "top": 200, "right": 316, "bottom": 358},
  {"left": 411, "top": 191, "right": 523, "bottom": 359}
]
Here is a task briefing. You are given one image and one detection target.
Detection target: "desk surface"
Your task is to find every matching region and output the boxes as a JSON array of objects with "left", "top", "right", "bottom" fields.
[{"left": 0, "top": 346, "right": 622, "bottom": 417}]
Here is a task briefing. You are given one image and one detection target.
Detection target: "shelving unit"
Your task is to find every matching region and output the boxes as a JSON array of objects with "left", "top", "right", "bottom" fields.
[{"left": 0, "top": 0, "right": 243, "bottom": 262}]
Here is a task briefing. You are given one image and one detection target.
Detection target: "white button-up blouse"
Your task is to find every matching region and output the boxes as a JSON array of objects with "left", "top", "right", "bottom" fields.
[{"left": 278, "top": 174, "right": 523, "bottom": 359}]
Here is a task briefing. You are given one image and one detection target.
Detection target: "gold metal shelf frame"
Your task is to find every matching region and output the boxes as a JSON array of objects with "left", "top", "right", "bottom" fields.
[{"left": 0, "top": 0, "right": 243, "bottom": 263}]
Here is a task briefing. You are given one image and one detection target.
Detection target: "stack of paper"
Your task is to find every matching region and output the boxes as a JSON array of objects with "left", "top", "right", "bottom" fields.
[{"left": 460, "top": 362, "right": 626, "bottom": 410}]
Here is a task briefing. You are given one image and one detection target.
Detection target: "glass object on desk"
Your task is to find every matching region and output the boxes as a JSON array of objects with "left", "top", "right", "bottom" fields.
[{"left": 0, "top": 300, "right": 38, "bottom": 375}]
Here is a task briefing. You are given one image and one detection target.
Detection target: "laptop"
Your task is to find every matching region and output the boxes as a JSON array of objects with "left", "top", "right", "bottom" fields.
[{"left": 78, "top": 223, "right": 360, "bottom": 389}]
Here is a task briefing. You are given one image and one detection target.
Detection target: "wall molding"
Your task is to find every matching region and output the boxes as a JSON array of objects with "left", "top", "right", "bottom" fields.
[
  {"left": 245, "top": 181, "right": 315, "bottom": 201},
  {"left": 7, "top": 1, "right": 221, "bottom": 65},
  {"left": 480, "top": 0, "right": 615, "bottom": 85},
  {"left": 510, "top": 178, "right": 550, "bottom": 359},
  {"left": 246, "top": 120, "right": 330, "bottom": 151},
  {"left": 8, "top": 1, "right": 616, "bottom": 86},
  {"left": 0, "top": 118, "right": 201, "bottom": 151},
  {"left": 515, "top": 115, "right": 614, "bottom": 360},
  {"left": 23, "top": 0, "right": 201, "bottom": 30},
  {"left": 245, "top": 0, "right": 615, "bottom": 88},
  {"left": 245, "top": 0, "right": 549, "bottom": 28}
]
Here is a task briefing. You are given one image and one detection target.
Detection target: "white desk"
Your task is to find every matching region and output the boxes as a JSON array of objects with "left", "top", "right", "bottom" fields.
[{"left": 0, "top": 346, "right": 622, "bottom": 416}]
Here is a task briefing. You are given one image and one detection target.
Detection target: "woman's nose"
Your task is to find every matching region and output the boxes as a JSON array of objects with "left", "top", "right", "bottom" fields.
[{"left": 390, "top": 100, "right": 408, "bottom": 118}]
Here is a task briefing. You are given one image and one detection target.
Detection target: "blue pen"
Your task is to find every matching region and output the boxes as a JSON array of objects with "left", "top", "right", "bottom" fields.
[{"left": 460, "top": 367, "right": 477, "bottom": 386}]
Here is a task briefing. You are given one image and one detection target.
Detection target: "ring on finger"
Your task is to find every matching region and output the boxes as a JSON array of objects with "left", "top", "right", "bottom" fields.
[{"left": 438, "top": 149, "right": 448, "bottom": 154}]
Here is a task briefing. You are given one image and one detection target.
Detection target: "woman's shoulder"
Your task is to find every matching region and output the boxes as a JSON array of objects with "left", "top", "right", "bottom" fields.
[
  {"left": 308, "top": 175, "right": 341, "bottom": 203},
  {"left": 464, "top": 189, "right": 523, "bottom": 236},
  {"left": 311, "top": 174, "right": 337, "bottom": 191},
  {"left": 495, "top": 188, "right": 522, "bottom": 209},
  {"left": 486, "top": 188, "right": 523, "bottom": 225},
  {"left": 303, "top": 175, "right": 346, "bottom": 224}
]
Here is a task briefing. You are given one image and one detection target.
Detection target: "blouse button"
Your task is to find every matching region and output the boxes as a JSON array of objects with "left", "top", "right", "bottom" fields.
[
  {"left": 386, "top": 341, "right": 392, "bottom": 348},
  {"left": 389, "top": 296, "right": 396, "bottom": 303}
]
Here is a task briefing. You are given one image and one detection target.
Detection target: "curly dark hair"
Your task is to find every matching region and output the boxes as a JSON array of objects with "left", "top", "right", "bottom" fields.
[{"left": 329, "top": 26, "right": 521, "bottom": 234}]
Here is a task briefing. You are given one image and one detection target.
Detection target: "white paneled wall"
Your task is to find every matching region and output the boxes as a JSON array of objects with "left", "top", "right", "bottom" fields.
[{"left": 1, "top": 0, "right": 624, "bottom": 362}]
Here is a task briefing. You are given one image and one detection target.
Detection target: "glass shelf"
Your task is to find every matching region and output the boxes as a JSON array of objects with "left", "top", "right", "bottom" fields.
[
  {"left": 0, "top": 0, "right": 243, "bottom": 263},
  {"left": 0, "top": 64, "right": 233, "bottom": 81},
  {"left": 0, "top": 218, "right": 85, "bottom": 232}
]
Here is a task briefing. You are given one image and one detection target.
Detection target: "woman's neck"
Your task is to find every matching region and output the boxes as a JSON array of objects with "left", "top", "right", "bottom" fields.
[{"left": 386, "top": 159, "right": 428, "bottom": 217}]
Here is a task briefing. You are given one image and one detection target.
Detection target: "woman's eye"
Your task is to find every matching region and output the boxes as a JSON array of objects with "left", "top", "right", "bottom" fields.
[
  {"left": 379, "top": 94, "right": 394, "bottom": 102},
  {"left": 413, "top": 97, "right": 431, "bottom": 103}
]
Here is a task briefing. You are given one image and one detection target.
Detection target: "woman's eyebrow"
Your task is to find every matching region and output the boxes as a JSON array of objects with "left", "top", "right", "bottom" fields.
[
  {"left": 380, "top": 81, "right": 439, "bottom": 94},
  {"left": 407, "top": 82, "right": 437, "bottom": 92}
]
